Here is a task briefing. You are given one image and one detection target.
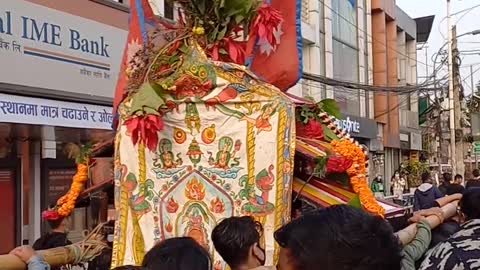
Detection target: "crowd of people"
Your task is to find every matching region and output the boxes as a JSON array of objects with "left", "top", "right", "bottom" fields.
[{"left": 9, "top": 169, "right": 480, "bottom": 270}]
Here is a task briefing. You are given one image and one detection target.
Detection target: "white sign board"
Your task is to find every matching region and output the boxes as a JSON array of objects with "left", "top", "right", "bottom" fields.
[
  {"left": 0, "top": 93, "right": 114, "bottom": 130},
  {"left": 0, "top": 0, "right": 127, "bottom": 99},
  {"left": 335, "top": 116, "right": 360, "bottom": 134}
]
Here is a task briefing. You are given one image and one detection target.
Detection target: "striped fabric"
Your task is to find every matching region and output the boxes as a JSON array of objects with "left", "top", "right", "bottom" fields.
[{"left": 294, "top": 138, "right": 405, "bottom": 217}]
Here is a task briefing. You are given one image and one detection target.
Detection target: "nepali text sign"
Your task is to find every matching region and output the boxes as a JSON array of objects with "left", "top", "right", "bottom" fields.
[
  {"left": 0, "top": 93, "right": 113, "bottom": 130},
  {"left": 0, "top": 0, "right": 127, "bottom": 99}
]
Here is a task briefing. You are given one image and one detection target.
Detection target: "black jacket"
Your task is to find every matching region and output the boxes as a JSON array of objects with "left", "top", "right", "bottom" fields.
[
  {"left": 413, "top": 183, "right": 443, "bottom": 211},
  {"left": 33, "top": 232, "right": 71, "bottom": 270}
]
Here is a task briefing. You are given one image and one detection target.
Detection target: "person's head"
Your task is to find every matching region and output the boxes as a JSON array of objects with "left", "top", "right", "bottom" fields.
[
  {"left": 274, "top": 205, "right": 402, "bottom": 270},
  {"left": 421, "top": 172, "right": 432, "bottom": 183},
  {"left": 473, "top": 169, "right": 480, "bottom": 178},
  {"left": 212, "top": 216, "right": 264, "bottom": 269},
  {"left": 443, "top": 172, "right": 452, "bottom": 184},
  {"left": 47, "top": 217, "right": 68, "bottom": 233},
  {"left": 142, "top": 237, "right": 210, "bottom": 270},
  {"left": 292, "top": 200, "right": 303, "bottom": 219},
  {"left": 392, "top": 171, "right": 400, "bottom": 180},
  {"left": 458, "top": 189, "right": 480, "bottom": 222},
  {"left": 454, "top": 174, "right": 463, "bottom": 184}
]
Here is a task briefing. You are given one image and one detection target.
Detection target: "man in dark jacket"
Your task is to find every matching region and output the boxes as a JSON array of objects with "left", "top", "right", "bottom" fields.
[
  {"left": 413, "top": 172, "right": 443, "bottom": 211},
  {"left": 445, "top": 174, "right": 466, "bottom": 195},
  {"left": 466, "top": 169, "right": 480, "bottom": 189},
  {"left": 32, "top": 215, "right": 71, "bottom": 270}
]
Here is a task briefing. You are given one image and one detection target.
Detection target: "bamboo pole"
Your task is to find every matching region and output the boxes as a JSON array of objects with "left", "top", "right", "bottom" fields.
[
  {"left": 0, "top": 247, "right": 74, "bottom": 270},
  {"left": 396, "top": 201, "right": 458, "bottom": 246},
  {"left": 0, "top": 224, "right": 108, "bottom": 270}
]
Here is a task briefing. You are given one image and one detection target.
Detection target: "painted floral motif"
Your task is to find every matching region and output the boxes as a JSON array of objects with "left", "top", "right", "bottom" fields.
[
  {"left": 201, "top": 124, "right": 216, "bottom": 144},
  {"left": 173, "top": 127, "right": 187, "bottom": 144},
  {"left": 185, "top": 177, "right": 206, "bottom": 200},
  {"left": 166, "top": 197, "right": 179, "bottom": 213},
  {"left": 165, "top": 221, "right": 173, "bottom": 233},
  {"left": 210, "top": 197, "right": 225, "bottom": 214}
]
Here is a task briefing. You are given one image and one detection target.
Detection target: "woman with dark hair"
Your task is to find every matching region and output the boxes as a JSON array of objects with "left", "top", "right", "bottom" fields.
[
  {"left": 142, "top": 237, "right": 211, "bottom": 270},
  {"left": 274, "top": 205, "right": 402, "bottom": 270}
]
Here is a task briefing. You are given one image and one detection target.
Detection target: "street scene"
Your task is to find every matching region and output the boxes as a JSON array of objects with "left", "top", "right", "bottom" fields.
[{"left": 0, "top": 0, "right": 480, "bottom": 269}]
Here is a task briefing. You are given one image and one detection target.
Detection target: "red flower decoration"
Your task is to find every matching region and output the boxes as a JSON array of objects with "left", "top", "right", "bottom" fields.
[
  {"left": 298, "top": 119, "right": 324, "bottom": 139},
  {"left": 210, "top": 39, "right": 247, "bottom": 65},
  {"left": 125, "top": 114, "right": 164, "bottom": 151},
  {"left": 251, "top": 4, "right": 284, "bottom": 47},
  {"left": 42, "top": 210, "right": 61, "bottom": 221},
  {"left": 166, "top": 197, "right": 179, "bottom": 213},
  {"left": 326, "top": 156, "right": 353, "bottom": 174}
]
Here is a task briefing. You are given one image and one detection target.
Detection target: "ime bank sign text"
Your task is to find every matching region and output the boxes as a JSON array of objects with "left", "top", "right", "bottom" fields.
[{"left": 0, "top": 11, "right": 110, "bottom": 58}]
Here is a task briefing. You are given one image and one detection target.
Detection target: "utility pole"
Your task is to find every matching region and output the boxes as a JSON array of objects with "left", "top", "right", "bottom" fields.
[
  {"left": 452, "top": 26, "right": 465, "bottom": 176},
  {"left": 472, "top": 65, "right": 478, "bottom": 170},
  {"left": 447, "top": 0, "right": 457, "bottom": 174},
  {"left": 471, "top": 65, "right": 475, "bottom": 93}
]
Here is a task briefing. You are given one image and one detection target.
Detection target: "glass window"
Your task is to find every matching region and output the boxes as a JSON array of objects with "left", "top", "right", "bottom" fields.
[
  {"left": 332, "top": 0, "right": 357, "bottom": 46},
  {"left": 333, "top": 40, "right": 358, "bottom": 81},
  {"left": 319, "top": 0, "right": 325, "bottom": 33},
  {"left": 333, "top": 40, "right": 359, "bottom": 115}
]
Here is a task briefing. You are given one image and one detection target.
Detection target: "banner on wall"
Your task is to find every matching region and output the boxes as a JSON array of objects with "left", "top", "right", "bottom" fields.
[{"left": 0, "top": 93, "right": 113, "bottom": 130}]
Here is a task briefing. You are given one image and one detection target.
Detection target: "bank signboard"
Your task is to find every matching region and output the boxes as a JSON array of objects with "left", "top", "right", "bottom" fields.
[{"left": 0, "top": 0, "right": 127, "bottom": 100}]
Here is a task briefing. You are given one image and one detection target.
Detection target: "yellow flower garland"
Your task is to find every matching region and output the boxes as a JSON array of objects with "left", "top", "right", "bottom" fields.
[{"left": 331, "top": 139, "right": 385, "bottom": 217}]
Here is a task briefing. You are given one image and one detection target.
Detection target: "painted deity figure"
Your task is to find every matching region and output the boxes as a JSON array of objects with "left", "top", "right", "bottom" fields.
[
  {"left": 208, "top": 137, "right": 240, "bottom": 169},
  {"left": 155, "top": 139, "right": 183, "bottom": 169},
  {"left": 183, "top": 208, "right": 209, "bottom": 250}
]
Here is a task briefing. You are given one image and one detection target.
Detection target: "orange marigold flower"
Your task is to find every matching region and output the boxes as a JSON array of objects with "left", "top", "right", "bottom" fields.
[{"left": 331, "top": 139, "right": 385, "bottom": 217}]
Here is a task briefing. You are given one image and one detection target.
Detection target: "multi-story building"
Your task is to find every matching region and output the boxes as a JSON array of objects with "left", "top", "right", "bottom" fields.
[
  {"left": 295, "top": 0, "right": 432, "bottom": 192},
  {"left": 371, "top": 0, "right": 432, "bottom": 191},
  {"left": 296, "top": 0, "right": 381, "bottom": 176}
]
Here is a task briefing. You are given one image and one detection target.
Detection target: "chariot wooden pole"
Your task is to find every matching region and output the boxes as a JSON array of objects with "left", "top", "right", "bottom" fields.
[
  {"left": 0, "top": 246, "right": 75, "bottom": 270},
  {"left": 0, "top": 225, "right": 108, "bottom": 270},
  {"left": 396, "top": 201, "right": 458, "bottom": 246}
]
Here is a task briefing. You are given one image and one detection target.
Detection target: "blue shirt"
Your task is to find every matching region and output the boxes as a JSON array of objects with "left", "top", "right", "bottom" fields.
[{"left": 28, "top": 256, "right": 50, "bottom": 270}]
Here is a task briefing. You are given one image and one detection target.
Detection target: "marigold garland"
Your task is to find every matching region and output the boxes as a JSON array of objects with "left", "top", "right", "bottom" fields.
[
  {"left": 55, "top": 163, "right": 89, "bottom": 217},
  {"left": 331, "top": 139, "right": 385, "bottom": 217}
]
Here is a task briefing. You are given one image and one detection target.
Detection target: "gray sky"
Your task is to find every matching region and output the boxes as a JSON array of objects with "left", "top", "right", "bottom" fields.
[{"left": 396, "top": 0, "right": 480, "bottom": 95}]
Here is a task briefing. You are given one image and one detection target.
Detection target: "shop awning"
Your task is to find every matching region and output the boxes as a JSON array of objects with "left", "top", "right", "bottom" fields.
[{"left": 293, "top": 177, "right": 406, "bottom": 218}]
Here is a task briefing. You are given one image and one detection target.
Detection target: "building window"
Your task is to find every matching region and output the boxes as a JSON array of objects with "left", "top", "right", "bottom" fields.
[
  {"left": 332, "top": 0, "right": 357, "bottom": 46},
  {"left": 331, "top": 0, "right": 359, "bottom": 115},
  {"left": 333, "top": 40, "right": 359, "bottom": 115}
]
